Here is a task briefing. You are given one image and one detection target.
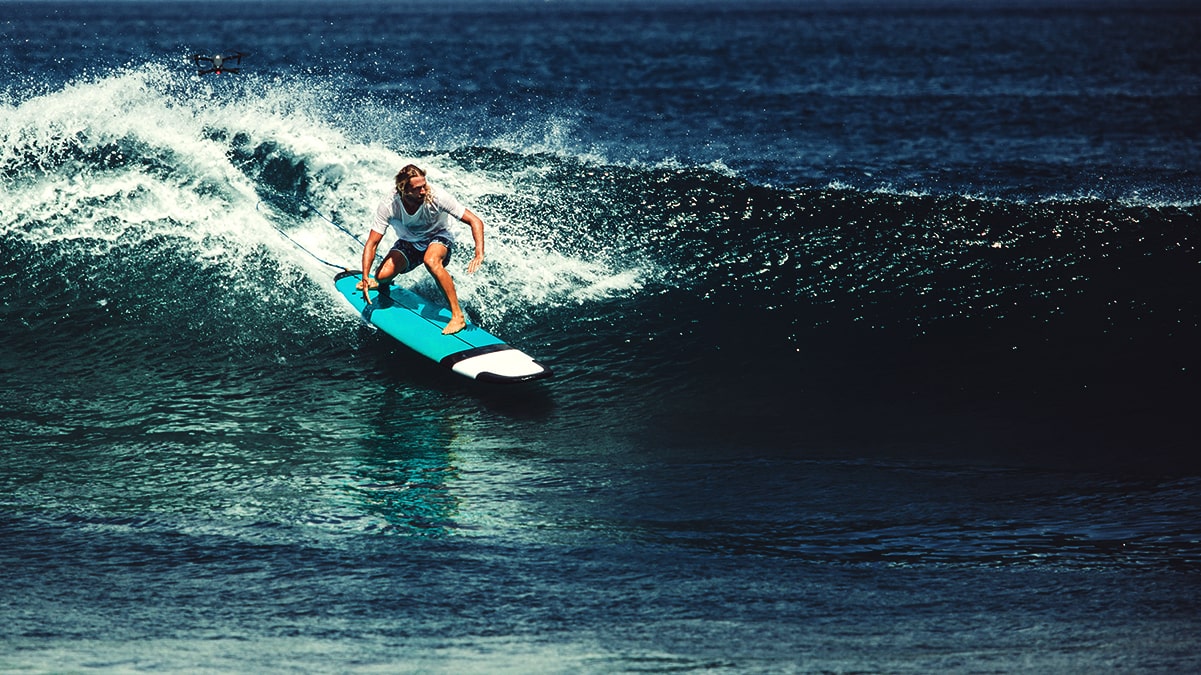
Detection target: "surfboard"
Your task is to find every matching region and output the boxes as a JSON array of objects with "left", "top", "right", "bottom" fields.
[{"left": 333, "top": 270, "right": 552, "bottom": 383}]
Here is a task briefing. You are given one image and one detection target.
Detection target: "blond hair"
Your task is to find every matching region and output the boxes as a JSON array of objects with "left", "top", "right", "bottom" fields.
[{"left": 394, "top": 164, "right": 434, "bottom": 206}]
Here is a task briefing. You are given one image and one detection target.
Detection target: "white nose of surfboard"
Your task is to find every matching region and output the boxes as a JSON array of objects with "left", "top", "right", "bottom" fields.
[{"left": 449, "top": 348, "right": 552, "bottom": 383}]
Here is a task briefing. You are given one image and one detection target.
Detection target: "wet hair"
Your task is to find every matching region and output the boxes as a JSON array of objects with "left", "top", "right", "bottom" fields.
[{"left": 395, "top": 164, "right": 433, "bottom": 205}]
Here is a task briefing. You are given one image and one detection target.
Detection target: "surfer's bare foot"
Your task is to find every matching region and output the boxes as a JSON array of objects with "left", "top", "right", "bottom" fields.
[
  {"left": 355, "top": 277, "right": 379, "bottom": 291},
  {"left": 442, "top": 316, "right": 466, "bottom": 335}
]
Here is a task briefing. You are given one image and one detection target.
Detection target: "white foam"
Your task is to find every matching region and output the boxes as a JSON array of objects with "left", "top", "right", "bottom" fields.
[{"left": 2, "top": 65, "right": 644, "bottom": 330}]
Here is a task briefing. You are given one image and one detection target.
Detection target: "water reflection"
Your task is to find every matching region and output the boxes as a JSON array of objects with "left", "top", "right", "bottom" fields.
[{"left": 345, "top": 384, "right": 461, "bottom": 536}]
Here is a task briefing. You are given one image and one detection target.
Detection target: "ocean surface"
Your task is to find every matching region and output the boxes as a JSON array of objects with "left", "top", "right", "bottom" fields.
[{"left": 2, "top": 0, "right": 1200, "bottom": 671}]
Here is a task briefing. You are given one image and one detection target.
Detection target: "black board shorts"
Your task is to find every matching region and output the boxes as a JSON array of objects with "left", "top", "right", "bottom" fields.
[{"left": 390, "top": 234, "right": 453, "bottom": 273}]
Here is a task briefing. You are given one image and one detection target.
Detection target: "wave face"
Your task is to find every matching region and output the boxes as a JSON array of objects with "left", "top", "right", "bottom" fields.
[{"left": 3, "top": 60, "right": 1196, "bottom": 468}]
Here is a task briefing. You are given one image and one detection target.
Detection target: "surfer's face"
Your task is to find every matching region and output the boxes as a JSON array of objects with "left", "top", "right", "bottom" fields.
[{"left": 403, "top": 177, "right": 428, "bottom": 201}]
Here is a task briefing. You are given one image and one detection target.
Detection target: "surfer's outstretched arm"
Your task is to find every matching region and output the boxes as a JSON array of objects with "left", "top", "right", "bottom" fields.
[
  {"left": 359, "top": 230, "right": 384, "bottom": 304},
  {"left": 461, "top": 208, "right": 485, "bottom": 274}
]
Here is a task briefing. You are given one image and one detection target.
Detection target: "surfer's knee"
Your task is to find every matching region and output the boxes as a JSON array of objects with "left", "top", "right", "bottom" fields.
[
  {"left": 423, "top": 251, "right": 449, "bottom": 275},
  {"left": 423, "top": 240, "right": 451, "bottom": 271}
]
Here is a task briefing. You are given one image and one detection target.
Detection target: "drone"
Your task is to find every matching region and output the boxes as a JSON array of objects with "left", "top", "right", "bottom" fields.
[{"left": 190, "top": 51, "right": 247, "bottom": 75}]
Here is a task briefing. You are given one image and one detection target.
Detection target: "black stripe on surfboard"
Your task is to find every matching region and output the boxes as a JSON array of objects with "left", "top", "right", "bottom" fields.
[{"left": 439, "top": 343, "right": 516, "bottom": 368}]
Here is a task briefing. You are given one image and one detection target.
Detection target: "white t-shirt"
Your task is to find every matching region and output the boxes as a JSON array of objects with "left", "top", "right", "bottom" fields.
[{"left": 370, "top": 186, "right": 467, "bottom": 248}]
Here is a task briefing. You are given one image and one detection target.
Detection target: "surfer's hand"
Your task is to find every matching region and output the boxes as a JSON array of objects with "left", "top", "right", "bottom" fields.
[
  {"left": 359, "top": 276, "right": 373, "bottom": 304},
  {"left": 467, "top": 254, "right": 484, "bottom": 274}
]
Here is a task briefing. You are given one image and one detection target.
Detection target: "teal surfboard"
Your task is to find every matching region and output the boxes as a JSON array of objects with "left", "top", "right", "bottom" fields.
[{"left": 333, "top": 270, "right": 552, "bottom": 383}]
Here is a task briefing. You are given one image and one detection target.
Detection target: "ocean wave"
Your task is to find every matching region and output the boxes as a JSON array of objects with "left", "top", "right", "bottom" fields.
[{"left": 3, "top": 68, "right": 1197, "bottom": 402}]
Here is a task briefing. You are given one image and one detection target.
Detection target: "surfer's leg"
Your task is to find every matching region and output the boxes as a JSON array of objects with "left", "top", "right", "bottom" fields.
[
  {"left": 358, "top": 246, "right": 409, "bottom": 290},
  {"left": 366, "top": 245, "right": 412, "bottom": 287},
  {"left": 423, "top": 242, "right": 466, "bottom": 335}
]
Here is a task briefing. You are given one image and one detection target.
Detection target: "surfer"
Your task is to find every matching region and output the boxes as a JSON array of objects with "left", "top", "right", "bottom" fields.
[
  {"left": 357, "top": 164, "right": 485, "bottom": 335},
  {"left": 190, "top": 51, "right": 246, "bottom": 75}
]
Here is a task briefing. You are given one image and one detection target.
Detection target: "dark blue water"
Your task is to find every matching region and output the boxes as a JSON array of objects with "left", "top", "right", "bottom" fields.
[{"left": 3, "top": 0, "right": 1200, "bottom": 671}]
